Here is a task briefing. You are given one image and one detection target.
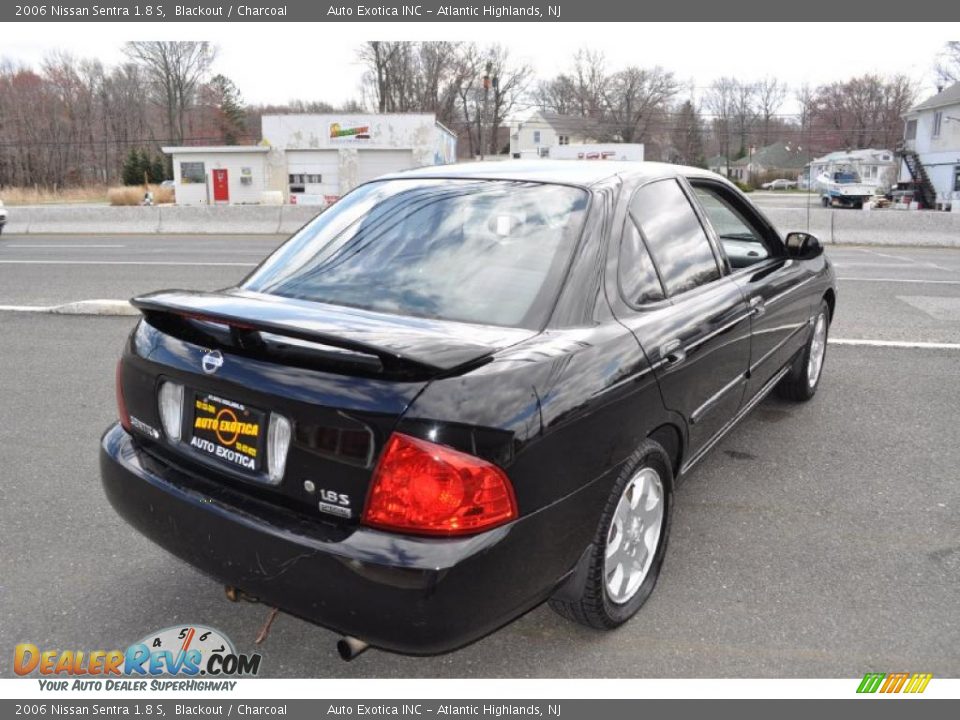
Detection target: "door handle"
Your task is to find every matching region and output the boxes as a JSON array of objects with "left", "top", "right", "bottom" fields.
[
  {"left": 659, "top": 339, "right": 686, "bottom": 366},
  {"left": 749, "top": 296, "right": 766, "bottom": 317}
]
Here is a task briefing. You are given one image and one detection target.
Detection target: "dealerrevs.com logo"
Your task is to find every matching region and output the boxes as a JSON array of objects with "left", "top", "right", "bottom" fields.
[{"left": 14, "top": 625, "right": 261, "bottom": 691}]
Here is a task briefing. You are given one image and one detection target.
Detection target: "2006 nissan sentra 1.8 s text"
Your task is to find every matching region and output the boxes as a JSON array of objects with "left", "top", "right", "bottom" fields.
[{"left": 101, "top": 161, "right": 837, "bottom": 660}]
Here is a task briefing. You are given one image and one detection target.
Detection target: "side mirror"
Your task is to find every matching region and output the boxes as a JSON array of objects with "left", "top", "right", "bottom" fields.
[{"left": 784, "top": 231, "right": 823, "bottom": 260}]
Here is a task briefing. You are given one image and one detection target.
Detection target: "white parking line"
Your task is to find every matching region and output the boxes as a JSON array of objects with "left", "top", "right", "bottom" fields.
[
  {"left": 0, "top": 260, "right": 256, "bottom": 267},
  {"left": 838, "top": 277, "right": 960, "bottom": 285},
  {"left": 832, "top": 262, "right": 918, "bottom": 268},
  {"left": 859, "top": 247, "right": 951, "bottom": 271},
  {"left": 4, "top": 244, "right": 126, "bottom": 249},
  {"left": 830, "top": 338, "right": 960, "bottom": 350}
]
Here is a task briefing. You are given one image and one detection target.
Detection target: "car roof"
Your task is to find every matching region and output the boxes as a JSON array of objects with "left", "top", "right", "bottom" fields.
[{"left": 379, "top": 160, "right": 721, "bottom": 188}]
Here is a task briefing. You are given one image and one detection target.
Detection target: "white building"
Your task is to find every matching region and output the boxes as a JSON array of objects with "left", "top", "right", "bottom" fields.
[
  {"left": 164, "top": 113, "right": 457, "bottom": 206},
  {"left": 510, "top": 111, "right": 596, "bottom": 158},
  {"left": 901, "top": 82, "right": 960, "bottom": 209},
  {"left": 807, "top": 148, "right": 898, "bottom": 191},
  {"left": 163, "top": 146, "right": 271, "bottom": 206}
]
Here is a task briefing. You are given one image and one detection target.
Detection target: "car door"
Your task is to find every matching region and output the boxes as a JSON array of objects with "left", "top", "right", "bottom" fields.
[
  {"left": 688, "top": 178, "right": 816, "bottom": 402},
  {"left": 612, "top": 178, "right": 752, "bottom": 460}
]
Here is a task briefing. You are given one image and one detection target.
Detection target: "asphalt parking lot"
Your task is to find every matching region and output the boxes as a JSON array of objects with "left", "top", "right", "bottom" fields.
[{"left": 0, "top": 235, "right": 958, "bottom": 678}]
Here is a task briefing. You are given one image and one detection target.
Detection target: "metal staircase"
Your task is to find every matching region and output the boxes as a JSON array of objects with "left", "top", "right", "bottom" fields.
[{"left": 901, "top": 151, "right": 937, "bottom": 208}]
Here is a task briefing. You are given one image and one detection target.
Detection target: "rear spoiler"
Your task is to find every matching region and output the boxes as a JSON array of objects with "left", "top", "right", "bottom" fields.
[{"left": 130, "top": 290, "right": 511, "bottom": 378}]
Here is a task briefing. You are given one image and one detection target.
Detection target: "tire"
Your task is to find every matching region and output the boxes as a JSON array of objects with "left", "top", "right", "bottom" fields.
[
  {"left": 777, "top": 300, "right": 830, "bottom": 401},
  {"left": 549, "top": 439, "right": 673, "bottom": 629},
  {"left": 821, "top": 196, "right": 830, "bottom": 207}
]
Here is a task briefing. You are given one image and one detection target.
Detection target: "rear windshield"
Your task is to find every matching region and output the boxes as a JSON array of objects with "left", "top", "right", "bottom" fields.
[{"left": 243, "top": 179, "right": 589, "bottom": 329}]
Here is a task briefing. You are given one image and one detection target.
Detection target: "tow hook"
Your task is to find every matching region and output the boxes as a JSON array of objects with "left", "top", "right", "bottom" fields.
[{"left": 337, "top": 636, "right": 369, "bottom": 661}]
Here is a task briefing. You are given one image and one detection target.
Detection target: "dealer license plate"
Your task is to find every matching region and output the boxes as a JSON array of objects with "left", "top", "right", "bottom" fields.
[{"left": 188, "top": 392, "right": 265, "bottom": 473}]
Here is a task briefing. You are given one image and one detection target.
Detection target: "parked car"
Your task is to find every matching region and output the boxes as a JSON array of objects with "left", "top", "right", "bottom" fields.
[
  {"left": 0, "top": 200, "right": 7, "bottom": 234},
  {"left": 761, "top": 178, "right": 797, "bottom": 190},
  {"left": 101, "top": 161, "right": 837, "bottom": 659},
  {"left": 885, "top": 181, "right": 919, "bottom": 205}
]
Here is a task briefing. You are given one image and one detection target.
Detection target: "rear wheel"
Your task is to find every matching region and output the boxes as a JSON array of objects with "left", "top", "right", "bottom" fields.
[
  {"left": 821, "top": 196, "right": 830, "bottom": 207},
  {"left": 549, "top": 440, "right": 673, "bottom": 629},
  {"left": 777, "top": 300, "right": 830, "bottom": 401}
]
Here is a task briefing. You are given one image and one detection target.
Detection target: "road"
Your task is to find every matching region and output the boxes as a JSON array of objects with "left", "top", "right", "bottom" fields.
[
  {"left": 0, "top": 234, "right": 958, "bottom": 678},
  {"left": 0, "top": 235, "right": 282, "bottom": 306}
]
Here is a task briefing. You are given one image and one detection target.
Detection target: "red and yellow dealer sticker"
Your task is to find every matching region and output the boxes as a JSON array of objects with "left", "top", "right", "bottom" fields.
[{"left": 189, "top": 394, "right": 263, "bottom": 471}]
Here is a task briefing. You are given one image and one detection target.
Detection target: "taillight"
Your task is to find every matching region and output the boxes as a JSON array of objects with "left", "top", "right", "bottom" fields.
[
  {"left": 362, "top": 433, "right": 518, "bottom": 536},
  {"left": 157, "top": 381, "right": 184, "bottom": 441},
  {"left": 115, "top": 360, "right": 131, "bottom": 432}
]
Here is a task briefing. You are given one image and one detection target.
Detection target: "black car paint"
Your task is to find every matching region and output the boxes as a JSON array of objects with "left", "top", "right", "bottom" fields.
[{"left": 101, "top": 161, "right": 837, "bottom": 655}]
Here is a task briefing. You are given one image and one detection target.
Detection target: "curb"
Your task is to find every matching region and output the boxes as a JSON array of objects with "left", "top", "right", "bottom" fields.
[{"left": 0, "top": 300, "right": 138, "bottom": 316}]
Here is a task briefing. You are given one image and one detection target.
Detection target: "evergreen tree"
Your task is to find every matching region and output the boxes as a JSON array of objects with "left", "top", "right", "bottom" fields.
[
  {"left": 150, "top": 155, "right": 168, "bottom": 183},
  {"left": 122, "top": 149, "right": 147, "bottom": 186},
  {"left": 669, "top": 100, "right": 706, "bottom": 168},
  {"left": 208, "top": 74, "right": 247, "bottom": 145}
]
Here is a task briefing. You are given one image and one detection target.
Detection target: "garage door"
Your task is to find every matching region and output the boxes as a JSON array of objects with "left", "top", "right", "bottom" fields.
[
  {"left": 286, "top": 150, "right": 339, "bottom": 200},
  {"left": 357, "top": 150, "right": 416, "bottom": 184}
]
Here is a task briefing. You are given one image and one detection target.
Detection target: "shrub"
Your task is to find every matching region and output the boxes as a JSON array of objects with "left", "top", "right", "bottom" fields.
[{"left": 108, "top": 184, "right": 175, "bottom": 206}]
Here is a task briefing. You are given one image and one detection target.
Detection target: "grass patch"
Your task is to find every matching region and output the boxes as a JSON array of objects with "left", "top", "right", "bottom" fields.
[
  {"left": 0, "top": 185, "right": 109, "bottom": 206},
  {"left": 107, "top": 185, "right": 174, "bottom": 206}
]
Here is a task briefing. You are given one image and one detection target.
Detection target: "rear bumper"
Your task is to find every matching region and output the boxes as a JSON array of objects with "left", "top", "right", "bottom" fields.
[{"left": 100, "top": 424, "right": 600, "bottom": 655}]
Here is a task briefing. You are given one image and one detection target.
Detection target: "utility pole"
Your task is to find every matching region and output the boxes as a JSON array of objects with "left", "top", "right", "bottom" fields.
[{"left": 480, "top": 61, "right": 492, "bottom": 161}]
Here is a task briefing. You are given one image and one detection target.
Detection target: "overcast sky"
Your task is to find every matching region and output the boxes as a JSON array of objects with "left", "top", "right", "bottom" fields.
[{"left": 4, "top": 22, "right": 958, "bottom": 116}]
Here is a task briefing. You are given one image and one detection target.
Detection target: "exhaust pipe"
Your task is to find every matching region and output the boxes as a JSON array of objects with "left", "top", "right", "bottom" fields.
[
  {"left": 224, "top": 586, "right": 259, "bottom": 603},
  {"left": 337, "top": 636, "right": 369, "bottom": 661}
]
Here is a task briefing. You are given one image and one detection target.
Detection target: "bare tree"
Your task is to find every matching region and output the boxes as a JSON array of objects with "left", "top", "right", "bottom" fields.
[
  {"left": 756, "top": 77, "right": 786, "bottom": 144},
  {"left": 935, "top": 41, "right": 960, "bottom": 88},
  {"left": 731, "top": 80, "right": 757, "bottom": 157},
  {"left": 571, "top": 49, "right": 609, "bottom": 119},
  {"left": 705, "top": 77, "right": 737, "bottom": 174},
  {"left": 123, "top": 41, "right": 217, "bottom": 145},
  {"left": 534, "top": 74, "right": 578, "bottom": 115},
  {"left": 602, "top": 66, "right": 679, "bottom": 144},
  {"left": 807, "top": 74, "right": 917, "bottom": 151},
  {"left": 357, "top": 41, "right": 467, "bottom": 129},
  {"left": 485, "top": 44, "right": 531, "bottom": 155}
]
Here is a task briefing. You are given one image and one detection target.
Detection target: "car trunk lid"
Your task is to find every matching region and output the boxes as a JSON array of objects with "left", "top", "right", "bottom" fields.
[{"left": 122, "top": 289, "right": 536, "bottom": 526}]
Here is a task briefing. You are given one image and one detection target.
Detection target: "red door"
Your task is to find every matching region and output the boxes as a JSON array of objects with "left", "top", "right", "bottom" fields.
[{"left": 212, "top": 169, "right": 229, "bottom": 203}]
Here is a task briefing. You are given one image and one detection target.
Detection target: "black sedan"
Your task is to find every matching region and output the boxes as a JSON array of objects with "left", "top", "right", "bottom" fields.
[{"left": 102, "top": 161, "right": 837, "bottom": 659}]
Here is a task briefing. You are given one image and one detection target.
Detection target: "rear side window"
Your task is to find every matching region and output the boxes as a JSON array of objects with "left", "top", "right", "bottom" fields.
[
  {"left": 629, "top": 179, "right": 721, "bottom": 297},
  {"left": 619, "top": 217, "right": 665, "bottom": 305},
  {"left": 243, "top": 179, "right": 589, "bottom": 329}
]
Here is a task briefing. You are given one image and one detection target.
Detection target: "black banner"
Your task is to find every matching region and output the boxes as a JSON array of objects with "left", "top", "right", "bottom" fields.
[
  {"left": 2, "top": 0, "right": 956, "bottom": 22},
  {"left": 3, "top": 699, "right": 960, "bottom": 718}
]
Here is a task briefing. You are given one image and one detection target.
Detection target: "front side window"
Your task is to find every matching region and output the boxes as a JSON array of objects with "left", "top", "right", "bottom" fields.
[
  {"left": 629, "top": 179, "right": 721, "bottom": 296},
  {"left": 244, "top": 179, "right": 589, "bottom": 329},
  {"left": 692, "top": 184, "right": 774, "bottom": 269}
]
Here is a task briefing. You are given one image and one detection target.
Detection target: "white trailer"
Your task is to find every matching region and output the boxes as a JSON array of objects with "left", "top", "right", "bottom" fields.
[{"left": 549, "top": 144, "right": 645, "bottom": 162}]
